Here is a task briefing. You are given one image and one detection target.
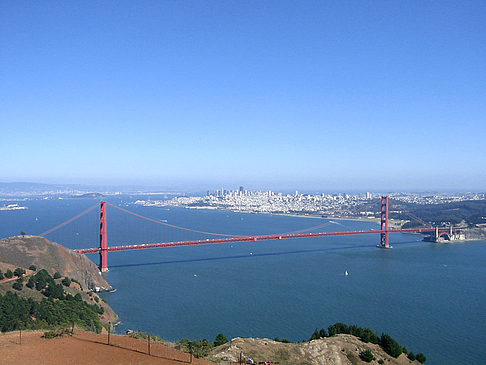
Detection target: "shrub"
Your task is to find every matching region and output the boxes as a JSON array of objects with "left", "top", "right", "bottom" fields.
[
  {"left": 61, "top": 277, "right": 71, "bottom": 287},
  {"left": 378, "top": 360, "right": 384, "bottom": 364},
  {"left": 214, "top": 333, "right": 228, "bottom": 346},
  {"left": 53, "top": 272, "right": 61, "bottom": 279},
  {"left": 359, "top": 349, "right": 375, "bottom": 362},
  {"left": 5, "top": 269, "right": 13, "bottom": 279},
  {"left": 43, "top": 327, "right": 72, "bottom": 339},
  {"left": 380, "top": 333, "right": 402, "bottom": 358},
  {"left": 415, "top": 353, "right": 426, "bottom": 363},
  {"left": 14, "top": 268, "right": 26, "bottom": 277},
  {"left": 0, "top": 271, "right": 3, "bottom": 280},
  {"left": 12, "top": 280, "right": 23, "bottom": 291},
  {"left": 407, "top": 352, "right": 416, "bottom": 361},
  {"left": 29, "top": 265, "right": 37, "bottom": 271}
]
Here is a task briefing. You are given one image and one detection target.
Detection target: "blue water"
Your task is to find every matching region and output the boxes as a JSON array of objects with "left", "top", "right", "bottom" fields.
[{"left": 1, "top": 196, "right": 485, "bottom": 365}]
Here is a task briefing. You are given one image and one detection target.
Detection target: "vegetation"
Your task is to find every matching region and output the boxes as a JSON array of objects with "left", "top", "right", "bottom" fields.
[
  {"left": 273, "top": 337, "right": 291, "bottom": 343},
  {"left": 43, "top": 326, "right": 72, "bottom": 339},
  {"left": 415, "top": 353, "right": 427, "bottom": 364},
  {"left": 14, "top": 268, "right": 26, "bottom": 277},
  {"left": 5, "top": 269, "right": 13, "bottom": 279},
  {"left": 396, "top": 200, "right": 486, "bottom": 227},
  {"left": 0, "top": 271, "right": 4, "bottom": 280},
  {"left": 127, "top": 330, "right": 163, "bottom": 342},
  {"left": 12, "top": 278, "right": 23, "bottom": 291},
  {"left": 309, "top": 328, "right": 328, "bottom": 340},
  {"left": 327, "top": 323, "right": 379, "bottom": 344},
  {"left": 53, "top": 272, "right": 61, "bottom": 279},
  {"left": 214, "top": 333, "right": 228, "bottom": 346},
  {"left": 380, "top": 333, "right": 402, "bottom": 358},
  {"left": 0, "top": 270, "right": 105, "bottom": 333},
  {"left": 178, "top": 333, "right": 231, "bottom": 358},
  {"left": 61, "top": 277, "right": 71, "bottom": 287},
  {"left": 359, "top": 349, "right": 375, "bottom": 362},
  {"left": 29, "top": 265, "right": 37, "bottom": 271},
  {"left": 313, "top": 323, "right": 426, "bottom": 363}
]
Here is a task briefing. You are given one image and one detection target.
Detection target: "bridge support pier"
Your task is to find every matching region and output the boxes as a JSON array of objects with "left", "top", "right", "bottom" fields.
[
  {"left": 99, "top": 201, "right": 108, "bottom": 272},
  {"left": 378, "top": 196, "right": 392, "bottom": 248}
]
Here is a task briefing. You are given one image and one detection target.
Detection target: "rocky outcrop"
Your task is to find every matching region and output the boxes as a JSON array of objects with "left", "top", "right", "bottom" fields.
[{"left": 209, "top": 335, "right": 420, "bottom": 365}]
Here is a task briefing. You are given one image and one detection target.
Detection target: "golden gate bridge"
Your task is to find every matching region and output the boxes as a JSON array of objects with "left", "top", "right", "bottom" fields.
[{"left": 40, "top": 196, "right": 463, "bottom": 272}]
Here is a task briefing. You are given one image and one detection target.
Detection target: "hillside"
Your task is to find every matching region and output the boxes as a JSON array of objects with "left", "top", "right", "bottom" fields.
[
  {"left": 0, "top": 235, "right": 117, "bottom": 328},
  {"left": 0, "top": 235, "right": 111, "bottom": 291},
  {"left": 209, "top": 335, "right": 422, "bottom": 365}
]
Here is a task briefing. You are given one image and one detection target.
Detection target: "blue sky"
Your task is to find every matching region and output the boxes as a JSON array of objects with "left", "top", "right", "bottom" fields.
[{"left": 1, "top": 1, "right": 485, "bottom": 192}]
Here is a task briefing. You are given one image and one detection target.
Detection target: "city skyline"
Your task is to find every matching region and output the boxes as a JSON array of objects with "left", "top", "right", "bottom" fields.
[{"left": 1, "top": 1, "right": 485, "bottom": 191}]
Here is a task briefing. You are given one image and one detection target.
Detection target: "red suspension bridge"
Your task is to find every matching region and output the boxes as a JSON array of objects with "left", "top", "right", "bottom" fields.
[{"left": 40, "top": 196, "right": 463, "bottom": 272}]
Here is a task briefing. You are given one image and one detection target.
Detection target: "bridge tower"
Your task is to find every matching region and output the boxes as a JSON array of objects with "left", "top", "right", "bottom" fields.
[
  {"left": 99, "top": 201, "right": 108, "bottom": 272},
  {"left": 378, "top": 196, "right": 392, "bottom": 248}
]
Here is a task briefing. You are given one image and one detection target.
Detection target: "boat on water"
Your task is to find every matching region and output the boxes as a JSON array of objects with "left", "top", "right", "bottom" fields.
[{"left": 345, "top": 270, "right": 349, "bottom": 276}]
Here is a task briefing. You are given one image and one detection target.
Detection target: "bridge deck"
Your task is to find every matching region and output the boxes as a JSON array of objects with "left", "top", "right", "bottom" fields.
[{"left": 75, "top": 227, "right": 453, "bottom": 254}]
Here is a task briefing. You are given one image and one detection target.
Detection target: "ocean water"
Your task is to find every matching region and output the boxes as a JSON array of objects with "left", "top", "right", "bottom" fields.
[{"left": 1, "top": 196, "right": 485, "bottom": 365}]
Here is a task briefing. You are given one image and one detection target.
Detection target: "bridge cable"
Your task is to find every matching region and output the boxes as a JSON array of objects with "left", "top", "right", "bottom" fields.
[
  {"left": 39, "top": 203, "right": 99, "bottom": 236},
  {"left": 106, "top": 203, "right": 245, "bottom": 237}
]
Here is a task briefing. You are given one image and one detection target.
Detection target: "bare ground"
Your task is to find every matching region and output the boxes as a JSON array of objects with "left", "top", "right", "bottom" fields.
[{"left": 0, "top": 330, "right": 213, "bottom": 365}]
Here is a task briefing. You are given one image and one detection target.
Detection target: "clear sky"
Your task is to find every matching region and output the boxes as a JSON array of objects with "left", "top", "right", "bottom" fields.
[{"left": 1, "top": 1, "right": 485, "bottom": 192}]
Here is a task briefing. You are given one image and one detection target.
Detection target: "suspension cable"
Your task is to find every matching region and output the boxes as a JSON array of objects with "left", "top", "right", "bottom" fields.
[
  {"left": 40, "top": 203, "right": 99, "bottom": 236},
  {"left": 106, "top": 203, "right": 245, "bottom": 237}
]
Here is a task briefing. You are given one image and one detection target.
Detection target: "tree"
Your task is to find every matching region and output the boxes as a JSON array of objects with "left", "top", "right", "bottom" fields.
[
  {"left": 415, "top": 353, "right": 426, "bottom": 363},
  {"left": 359, "top": 349, "right": 375, "bottom": 362},
  {"left": 12, "top": 279, "right": 23, "bottom": 291},
  {"left": 407, "top": 352, "right": 416, "bottom": 361},
  {"left": 53, "top": 272, "right": 61, "bottom": 279},
  {"left": 214, "top": 333, "right": 228, "bottom": 346},
  {"left": 380, "top": 333, "right": 402, "bottom": 358},
  {"left": 29, "top": 265, "right": 37, "bottom": 271},
  {"left": 14, "top": 268, "right": 26, "bottom": 278},
  {"left": 0, "top": 271, "right": 3, "bottom": 280},
  {"left": 5, "top": 269, "right": 13, "bottom": 279},
  {"left": 310, "top": 329, "right": 320, "bottom": 341},
  {"left": 61, "top": 277, "right": 71, "bottom": 287}
]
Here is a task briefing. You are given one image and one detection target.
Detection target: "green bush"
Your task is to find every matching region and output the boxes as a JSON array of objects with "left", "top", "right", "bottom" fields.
[
  {"left": 0, "top": 271, "right": 3, "bottom": 280},
  {"left": 380, "top": 333, "right": 402, "bottom": 358},
  {"left": 29, "top": 265, "right": 37, "bottom": 271},
  {"left": 407, "top": 352, "right": 416, "bottom": 361},
  {"left": 5, "top": 269, "right": 13, "bottom": 279},
  {"left": 415, "top": 353, "right": 426, "bottom": 363},
  {"left": 14, "top": 268, "right": 26, "bottom": 277},
  {"left": 53, "top": 272, "right": 61, "bottom": 279},
  {"left": 61, "top": 277, "right": 71, "bottom": 287},
  {"left": 359, "top": 349, "right": 375, "bottom": 362},
  {"left": 43, "top": 327, "right": 72, "bottom": 339},
  {"left": 214, "top": 333, "right": 228, "bottom": 346},
  {"left": 12, "top": 280, "right": 23, "bottom": 291}
]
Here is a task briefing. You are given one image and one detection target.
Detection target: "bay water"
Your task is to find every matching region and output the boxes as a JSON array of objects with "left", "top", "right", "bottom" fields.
[{"left": 1, "top": 196, "right": 485, "bottom": 364}]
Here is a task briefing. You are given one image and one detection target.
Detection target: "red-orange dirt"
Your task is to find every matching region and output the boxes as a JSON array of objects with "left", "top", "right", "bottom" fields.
[{"left": 0, "top": 330, "right": 213, "bottom": 365}]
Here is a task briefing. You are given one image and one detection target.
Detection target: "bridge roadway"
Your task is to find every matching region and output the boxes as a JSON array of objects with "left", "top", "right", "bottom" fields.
[{"left": 74, "top": 227, "right": 450, "bottom": 254}]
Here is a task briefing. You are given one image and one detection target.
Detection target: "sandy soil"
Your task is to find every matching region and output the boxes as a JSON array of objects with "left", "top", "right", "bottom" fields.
[{"left": 0, "top": 330, "right": 212, "bottom": 365}]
